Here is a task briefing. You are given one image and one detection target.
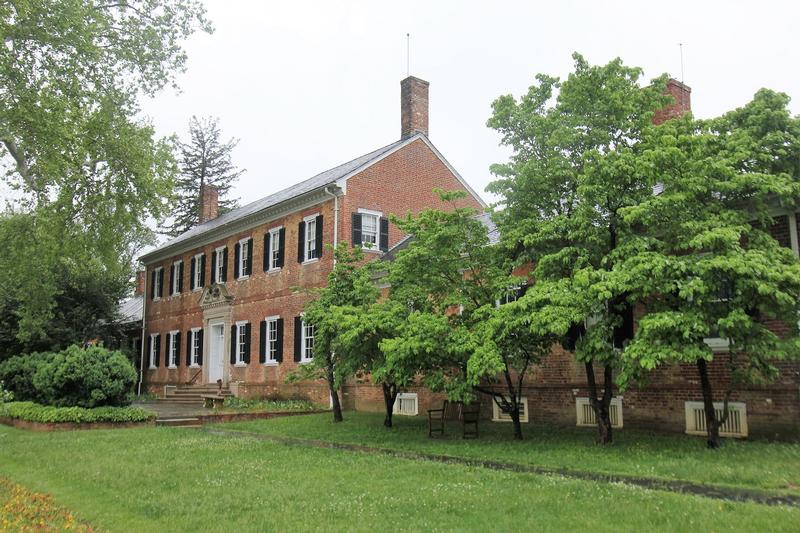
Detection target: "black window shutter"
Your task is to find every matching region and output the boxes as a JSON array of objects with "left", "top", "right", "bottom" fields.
[
  {"left": 155, "top": 334, "right": 161, "bottom": 367},
  {"left": 175, "top": 331, "right": 181, "bottom": 366},
  {"left": 150, "top": 270, "right": 156, "bottom": 300},
  {"left": 186, "top": 330, "right": 192, "bottom": 366},
  {"left": 211, "top": 252, "right": 217, "bottom": 283},
  {"left": 352, "top": 213, "right": 362, "bottom": 247},
  {"left": 244, "top": 322, "right": 251, "bottom": 364},
  {"left": 169, "top": 264, "right": 175, "bottom": 295},
  {"left": 516, "top": 283, "right": 529, "bottom": 299},
  {"left": 230, "top": 325, "right": 237, "bottom": 364},
  {"left": 198, "top": 329, "right": 204, "bottom": 366},
  {"left": 234, "top": 242, "right": 240, "bottom": 279},
  {"left": 276, "top": 318, "right": 284, "bottom": 362},
  {"left": 263, "top": 233, "right": 270, "bottom": 271},
  {"left": 297, "top": 221, "right": 305, "bottom": 263},
  {"left": 379, "top": 217, "right": 389, "bottom": 252},
  {"left": 178, "top": 262, "right": 184, "bottom": 293},
  {"left": 246, "top": 238, "right": 253, "bottom": 275},
  {"left": 315, "top": 215, "right": 324, "bottom": 258},
  {"left": 293, "top": 316, "right": 302, "bottom": 362},
  {"left": 259, "top": 320, "right": 267, "bottom": 363},
  {"left": 222, "top": 247, "right": 228, "bottom": 281},
  {"left": 190, "top": 257, "right": 196, "bottom": 291},
  {"left": 158, "top": 269, "right": 164, "bottom": 298},
  {"left": 200, "top": 254, "right": 206, "bottom": 287},
  {"left": 147, "top": 335, "right": 152, "bottom": 364},
  {"left": 277, "top": 228, "right": 285, "bottom": 267}
]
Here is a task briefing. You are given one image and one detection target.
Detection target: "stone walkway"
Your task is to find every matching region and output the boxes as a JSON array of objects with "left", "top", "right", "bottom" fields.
[{"left": 203, "top": 427, "right": 800, "bottom": 508}]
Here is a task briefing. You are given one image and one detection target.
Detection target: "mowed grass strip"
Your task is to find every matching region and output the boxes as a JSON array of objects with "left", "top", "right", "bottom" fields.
[
  {"left": 0, "top": 425, "right": 798, "bottom": 532},
  {"left": 221, "top": 412, "right": 800, "bottom": 494}
]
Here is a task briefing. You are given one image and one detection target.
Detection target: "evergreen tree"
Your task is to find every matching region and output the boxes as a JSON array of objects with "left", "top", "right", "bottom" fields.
[{"left": 162, "top": 116, "right": 244, "bottom": 237}]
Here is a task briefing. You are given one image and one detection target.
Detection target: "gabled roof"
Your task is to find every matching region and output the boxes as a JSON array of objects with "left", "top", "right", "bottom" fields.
[
  {"left": 140, "top": 133, "right": 484, "bottom": 264},
  {"left": 117, "top": 295, "right": 143, "bottom": 325}
]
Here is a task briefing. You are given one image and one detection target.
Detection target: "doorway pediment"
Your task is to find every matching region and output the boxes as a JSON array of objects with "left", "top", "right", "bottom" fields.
[{"left": 198, "top": 283, "right": 234, "bottom": 310}]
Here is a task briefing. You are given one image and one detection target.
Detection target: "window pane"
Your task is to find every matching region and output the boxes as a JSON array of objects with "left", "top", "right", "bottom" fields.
[{"left": 306, "top": 220, "right": 316, "bottom": 259}]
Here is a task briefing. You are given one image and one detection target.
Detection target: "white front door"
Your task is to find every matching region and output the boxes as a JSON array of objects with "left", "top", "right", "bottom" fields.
[{"left": 208, "top": 323, "right": 225, "bottom": 383}]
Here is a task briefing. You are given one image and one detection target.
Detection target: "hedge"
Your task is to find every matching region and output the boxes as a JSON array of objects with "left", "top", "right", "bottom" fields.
[{"left": 0, "top": 401, "right": 155, "bottom": 424}]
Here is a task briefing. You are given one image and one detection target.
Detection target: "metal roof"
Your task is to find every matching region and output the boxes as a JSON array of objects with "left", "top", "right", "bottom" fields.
[{"left": 117, "top": 295, "right": 143, "bottom": 325}]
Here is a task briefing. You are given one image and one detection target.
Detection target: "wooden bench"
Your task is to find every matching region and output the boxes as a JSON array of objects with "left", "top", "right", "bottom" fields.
[
  {"left": 201, "top": 395, "right": 225, "bottom": 409},
  {"left": 427, "top": 400, "right": 480, "bottom": 439}
]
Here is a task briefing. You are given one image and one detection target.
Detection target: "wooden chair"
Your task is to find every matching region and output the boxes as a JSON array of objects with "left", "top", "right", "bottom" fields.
[
  {"left": 428, "top": 400, "right": 481, "bottom": 438},
  {"left": 428, "top": 400, "right": 450, "bottom": 437},
  {"left": 460, "top": 402, "right": 480, "bottom": 439}
]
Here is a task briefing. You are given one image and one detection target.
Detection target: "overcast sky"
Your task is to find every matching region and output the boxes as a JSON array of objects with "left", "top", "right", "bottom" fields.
[{"left": 141, "top": 0, "right": 800, "bottom": 245}]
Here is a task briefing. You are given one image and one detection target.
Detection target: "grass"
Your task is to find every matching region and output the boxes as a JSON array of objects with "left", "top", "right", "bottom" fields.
[
  {"left": 0, "top": 476, "right": 95, "bottom": 531},
  {"left": 220, "top": 412, "right": 800, "bottom": 494},
  {"left": 0, "top": 424, "right": 798, "bottom": 532}
]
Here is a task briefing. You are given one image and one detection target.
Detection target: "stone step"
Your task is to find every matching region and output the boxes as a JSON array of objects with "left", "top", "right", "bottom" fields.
[
  {"left": 157, "top": 417, "right": 201, "bottom": 427},
  {"left": 156, "top": 398, "right": 204, "bottom": 404}
]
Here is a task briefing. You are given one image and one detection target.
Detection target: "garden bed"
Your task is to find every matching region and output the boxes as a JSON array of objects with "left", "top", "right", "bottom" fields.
[
  {"left": 0, "top": 401, "right": 156, "bottom": 431},
  {"left": 197, "top": 409, "right": 328, "bottom": 425}
]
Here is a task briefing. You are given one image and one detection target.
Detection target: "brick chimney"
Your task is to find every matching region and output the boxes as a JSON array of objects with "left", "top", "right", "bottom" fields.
[
  {"left": 401, "top": 76, "right": 429, "bottom": 139},
  {"left": 199, "top": 184, "right": 219, "bottom": 224},
  {"left": 134, "top": 270, "right": 146, "bottom": 297},
  {"left": 653, "top": 78, "right": 691, "bottom": 125}
]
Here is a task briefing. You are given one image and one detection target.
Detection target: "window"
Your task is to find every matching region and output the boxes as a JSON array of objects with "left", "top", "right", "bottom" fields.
[
  {"left": 576, "top": 397, "right": 624, "bottom": 428},
  {"left": 352, "top": 210, "right": 389, "bottom": 252},
  {"left": 236, "top": 237, "right": 252, "bottom": 279},
  {"left": 191, "top": 253, "right": 204, "bottom": 291},
  {"left": 491, "top": 396, "right": 529, "bottom": 423},
  {"left": 305, "top": 215, "right": 317, "bottom": 262},
  {"left": 301, "top": 320, "right": 314, "bottom": 362},
  {"left": 266, "top": 227, "right": 283, "bottom": 271},
  {"left": 265, "top": 316, "right": 279, "bottom": 363},
  {"left": 684, "top": 401, "right": 748, "bottom": 438},
  {"left": 361, "top": 213, "right": 379, "bottom": 248},
  {"left": 190, "top": 328, "right": 202, "bottom": 367},
  {"left": 497, "top": 285, "right": 521, "bottom": 306},
  {"left": 171, "top": 260, "right": 182, "bottom": 295},
  {"left": 167, "top": 330, "right": 180, "bottom": 368},
  {"left": 214, "top": 247, "right": 225, "bottom": 283},
  {"left": 235, "top": 321, "right": 248, "bottom": 365},
  {"left": 148, "top": 333, "right": 159, "bottom": 368},
  {"left": 152, "top": 267, "right": 163, "bottom": 300},
  {"left": 392, "top": 393, "right": 419, "bottom": 416}
]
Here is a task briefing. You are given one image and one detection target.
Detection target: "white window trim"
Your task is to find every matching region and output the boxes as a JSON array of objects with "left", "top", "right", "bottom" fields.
[
  {"left": 264, "top": 315, "right": 280, "bottom": 364},
  {"left": 684, "top": 401, "right": 748, "bottom": 438},
  {"left": 235, "top": 320, "right": 248, "bottom": 366},
  {"left": 193, "top": 253, "right": 203, "bottom": 291},
  {"left": 303, "top": 213, "right": 319, "bottom": 264},
  {"left": 167, "top": 330, "right": 179, "bottom": 369},
  {"left": 491, "top": 396, "right": 529, "bottom": 423},
  {"left": 267, "top": 227, "right": 283, "bottom": 272},
  {"left": 300, "top": 317, "right": 314, "bottom": 363},
  {"left": 214, "top": 246, "right": 225, "bottom": 283},
  {"left": 576, "top": 397, "right": 624, "bottom": 428},
  {"left": 153, "top": 267, "right": 163, "bottom": 301},
  {"left": 357, "top": 208, "right": 382, "bottom": 252},
  {"left": 392, "top": 392, "right": 419, "bottom": 416},
  {"left": 171, "top": 260, "right": 182, "bottom": 296},
  {"left": 238, "top": 237, "right": 250, "bottom": 280},
  {"left": 189, "top": 327, "right": 201, "bottom": 367},
  {"left": 148, "top": 333, "right": 159, "bottom": 369},
  {"left": 496, "top": 285, "right": 522, "bottom": 307}
]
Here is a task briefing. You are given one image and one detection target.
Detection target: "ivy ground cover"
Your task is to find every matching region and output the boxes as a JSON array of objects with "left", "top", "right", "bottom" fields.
[{"left": 0, "top": 423, "right": 798, "bottom": 531}]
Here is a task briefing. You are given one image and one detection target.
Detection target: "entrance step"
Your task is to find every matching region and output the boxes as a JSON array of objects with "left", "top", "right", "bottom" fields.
[{"left": 157, "top": 417, "right": 202, "bottom": 428}]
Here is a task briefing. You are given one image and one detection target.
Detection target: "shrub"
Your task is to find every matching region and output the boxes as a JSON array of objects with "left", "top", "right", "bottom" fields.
[
  {"left": 0, "top": 352, "right": 54, "bottom": 402},
  {"left": 224, "top": 397, "right": 316, "bottom": 411},
  {"left": 33, "top": 345, "right": 137, "bottom": 408},
  {"left": 0, "top": 401, "right": 155, "bottom": 424},
  {"left": 0, "top": 381, "right": 12, "bottom": 404}
]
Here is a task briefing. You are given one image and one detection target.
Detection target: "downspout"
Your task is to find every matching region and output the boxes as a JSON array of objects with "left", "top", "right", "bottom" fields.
[
  {"left": 324, "top": 186, "right": 340, "bottom": 266},
  {"left": 137, "top": 270, "right": 147, "bottom": 396}
]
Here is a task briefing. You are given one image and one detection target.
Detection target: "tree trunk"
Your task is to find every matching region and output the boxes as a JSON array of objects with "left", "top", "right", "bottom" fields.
[
  {"left": 585, "top": 361, "right": 613, "bottom": 444},
  {"left": 510, "top": 407, "right": 523, "bottom": 440},
  {"left": 697, "top": 358, "right": 721, "bottom": 449},
  {"left": 382, "top": 382, "right": 398, "bottom": 428},
  {"left": 326, "top": 363, "right": 343, "bottom": 423}
]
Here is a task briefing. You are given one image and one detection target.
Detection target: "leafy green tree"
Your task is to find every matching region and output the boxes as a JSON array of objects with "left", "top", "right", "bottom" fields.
[
  {"left": 0, "top": 1, "right": 211, "bottom": 344},
  {"left": 487, "top": 54, "right": 671, "bottom": 443},
  {"left": 161, "top": 116, "right": 244, "bottom": 237},
  {"left": 381, "top": 191, "right": 546, "bottom": 439},
  {"left": 288, "top": 246, "right": 379, "bottom": 422},
  {"left": 618, "top": 91, "right": 800, "bottom": 448}
]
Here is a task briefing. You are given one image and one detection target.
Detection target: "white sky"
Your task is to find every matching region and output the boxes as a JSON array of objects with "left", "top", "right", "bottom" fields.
[{"left": 141, "top": 0, "right": 800, "bottom": 244}]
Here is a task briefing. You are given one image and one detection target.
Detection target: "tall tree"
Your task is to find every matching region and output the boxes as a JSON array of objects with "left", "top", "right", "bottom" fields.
[
  {"left": 487, "top": 53, "right": 671, "bottom": 443},
  {"left": 0, "top": 1, "right": 211, "bottom": 345},
  {"left": 161, "top": 116, "right": 244, "bottom": 237},
  {"left": 618, "top": 91, "right": 800, "bottom": 448},
  {"left": 287, "top": 245, "right": 379, "bottom": 422}
]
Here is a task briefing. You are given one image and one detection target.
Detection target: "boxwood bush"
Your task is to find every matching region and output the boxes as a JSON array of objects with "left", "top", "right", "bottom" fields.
[
  {"left": 0, "top": 352, "right": 54, "bottom": 403},
  {"left": 0, "top": 401, "right": 155, "bottom": 424},
  {"left": 32, "top": 345, "right": 137, "bottom": 408}
]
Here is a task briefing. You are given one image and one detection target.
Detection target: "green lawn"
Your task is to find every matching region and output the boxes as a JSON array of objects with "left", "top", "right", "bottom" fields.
[
  {"left": 0, "top": 423, "right": 798, "bottom": 531},
  {"left": 221, "top": 412, "right": 800, "bottom": 494}
]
